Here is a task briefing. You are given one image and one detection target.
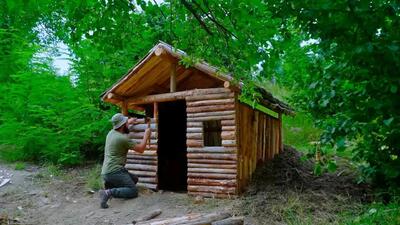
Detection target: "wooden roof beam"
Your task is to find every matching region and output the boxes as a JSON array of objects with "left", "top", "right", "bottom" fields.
[
  {"left": 106, "top": 92, "right": 125, "bottom": 102},
  {"left": 155, "top": 46, "right": 177, "bottom": 63},
  {"left": 127, "top": 88, "right": 231, "bottom": 105},
  {"left": 127, "top": 90, "right": 191, "bottom": 105}
]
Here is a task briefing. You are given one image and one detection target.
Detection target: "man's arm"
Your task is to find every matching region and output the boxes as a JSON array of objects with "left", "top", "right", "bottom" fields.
[{"left": 133, "top": 128, "right": 151, "bottom": 153}]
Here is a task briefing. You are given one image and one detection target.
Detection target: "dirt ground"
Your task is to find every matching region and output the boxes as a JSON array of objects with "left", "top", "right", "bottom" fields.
[
  {"left": 0, "top": 165, "right": 238, "bottom": 225},
  {"left": 0, "top": 146, "right": 369, "bottom": 225}
]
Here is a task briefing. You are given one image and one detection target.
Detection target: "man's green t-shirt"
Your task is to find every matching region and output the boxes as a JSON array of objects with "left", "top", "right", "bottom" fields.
[{"left": 101, "top": 129, "right": 136, "bottom": 175}]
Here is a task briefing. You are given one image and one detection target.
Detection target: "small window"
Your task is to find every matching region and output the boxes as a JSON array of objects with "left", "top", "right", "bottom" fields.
[{"left": 203, "top": 120, "right": 222, "bottom": 146}]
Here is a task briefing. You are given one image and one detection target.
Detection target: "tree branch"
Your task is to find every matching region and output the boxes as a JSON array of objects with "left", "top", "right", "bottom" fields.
[
  {"left": 193, "top": 0, "right": 238, "bottom": 39},
  {"left": 180, "top": 0, "right": 214, "bottom": 36}
]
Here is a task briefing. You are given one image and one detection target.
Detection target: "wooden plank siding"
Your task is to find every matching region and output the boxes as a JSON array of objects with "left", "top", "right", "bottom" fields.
[
  {"left": 236, "top": 100, "right": 282, "bottom": 193},
  {"left": 185, "top": 88, "right": 238, "bottom": 198}
]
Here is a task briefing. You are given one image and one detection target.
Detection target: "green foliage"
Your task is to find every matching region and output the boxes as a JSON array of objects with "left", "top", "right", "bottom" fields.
[
  {"left": 343, "top": 199, "right": 400, "bottom": 225},
  {"left": 283, "top": 112, "right": 322, "bottom": 151},
  {"left": 266, "top": 0, "right": 400, "bottom": 188},
  {"left": 0, "top": 0, "right": 113, "bottom": 165}
]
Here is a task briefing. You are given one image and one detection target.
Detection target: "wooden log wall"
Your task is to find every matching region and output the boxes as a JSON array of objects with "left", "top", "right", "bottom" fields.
[
  {"left": 185, "top": 88, "right": 238, "bottom": 198},
  {"left": 236, "top": 101, "right": 282, "bottom": 193},
  {"left": 126, "top": 118, "right": 158, "bottom": 190}
]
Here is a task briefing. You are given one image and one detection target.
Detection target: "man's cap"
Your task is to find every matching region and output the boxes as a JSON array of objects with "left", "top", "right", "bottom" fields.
[{"left": 111, "top": 113, "right": 128, "bottom": 130}]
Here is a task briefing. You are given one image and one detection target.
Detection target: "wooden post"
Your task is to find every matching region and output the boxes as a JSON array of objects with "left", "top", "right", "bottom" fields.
[
  {"left": 170, "top": 63, "right": 176, "bottom": 92},
  {"left": 153, "top": 101, "right": 158, "bottom": 149},
  {"left": 121, "top": 101, "right": 128, "bottom": 116},
  {"left": 279, "top": 113, "right": 283, "bottom": 152},
  {"left": 153, "top": 102, "right": 158, "bottom": 121}
]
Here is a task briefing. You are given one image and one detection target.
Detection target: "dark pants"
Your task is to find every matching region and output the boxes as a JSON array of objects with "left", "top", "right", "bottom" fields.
[{"left": 102, "top": 168, "right": 138, "bottom": 198}]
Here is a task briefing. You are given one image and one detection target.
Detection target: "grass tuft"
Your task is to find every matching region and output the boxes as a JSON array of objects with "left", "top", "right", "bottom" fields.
[
  {"left": 85, "top": 164, "right": 103, "bottom": 191},
  {"left": 14, "top": 162, "right": 26, "bottom": 170}
]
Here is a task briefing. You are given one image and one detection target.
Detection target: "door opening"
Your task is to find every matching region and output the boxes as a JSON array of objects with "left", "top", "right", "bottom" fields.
[{"left": 157, "top": 100, "right": 187, "bottom": 191}]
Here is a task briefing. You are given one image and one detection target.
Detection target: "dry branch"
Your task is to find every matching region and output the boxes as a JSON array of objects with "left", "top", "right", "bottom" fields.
[{"left": 132, "top": 209, "right": 162, "bottom": 224}]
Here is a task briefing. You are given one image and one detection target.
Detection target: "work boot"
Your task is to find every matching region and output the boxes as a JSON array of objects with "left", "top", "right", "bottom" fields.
[{"left": 99, "top": 189, "right": 111, "bottom": 209}]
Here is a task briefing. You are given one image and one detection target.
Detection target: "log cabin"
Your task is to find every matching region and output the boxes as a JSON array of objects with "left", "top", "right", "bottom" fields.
[{"left": 100, "top": 41, "right": 294, "bottom": 198}]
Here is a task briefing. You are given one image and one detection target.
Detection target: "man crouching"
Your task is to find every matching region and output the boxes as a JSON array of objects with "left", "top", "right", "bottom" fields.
[{"left": 99, "top": 113, "right": 151, "bottom": 209}]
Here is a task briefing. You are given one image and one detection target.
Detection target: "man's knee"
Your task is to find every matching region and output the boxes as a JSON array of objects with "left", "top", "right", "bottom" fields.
[
  {"left": 110, "top": 186, "right": 138, "bottom": 199},
  {"left": 128, "top": 187, "right": 138, "bottom": 198}
]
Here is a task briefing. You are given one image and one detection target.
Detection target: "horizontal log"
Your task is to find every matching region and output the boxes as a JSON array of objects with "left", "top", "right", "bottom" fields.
[
  {"left": 188, "top": 185, "right": 236, "bottom": 194},
  {"left": 187, "top": 147, "right": 236, "bottom": 153},
  {"left": 175, "top": 212, "right": 232, "bottom": 225},
  {"left": 186, "top": 93, "right": 234, "bottom": 101},
  {"left": 221, "top": 131, "right": 235, "bottom": 139},
  {"left": 128, "top": 150, "right": 157, "bottom": 156},
  {"left": 134, "top": 118, "right": 156, "bottom": 123},
  {"left": 192, "top": 88, "right": 231, "bottom": 94},
  {"left": 188, "top": 191, "right": 237, "bottom": 199},
  {"left": 188, "top": 163, "right": 237, "bottom": 169},
  {"left": 187, "top": 127, "right": 203, "bottom": 133},
  {"left": 222, "top": 140, "right": 236, "bottom": 147},
  {"left": 127, "top": 88, "right": 231, "bottom": 105},
  {"left": 129, "top": 132, "right": 157, "bottom": 139},
  {"left": 126, "top": 159, "right": 157, "bottom": 165},
  {"left": 136, "top": 212, "right": 231, "bottom": 225},
  {"left": 221, "top": 126, "right": 236, "bottom": 131},
  {"left": 188, "top": 173, "right": 236, "bottom": 179},
  {"left": 188, "top": 168, "right": 236, "bottom": 174},
  {"left": 128, "top": 145, "right": 158, "bottom": 152},
  {"left": 188, "top": 159, "right": 237, "bottom": 164},
  {"left": 186, "top": 140, "right": 203, "bottom": 147},
  {"left": 127, "top": 154, "right": 157, "bottom": 160},
  {"left": 125, "top": 164, "right": 157, "bottom": 171},
  {"left": 186, "top": 104, "right": 235, "bottom": 113},
  {"left": 187, "top": 178, "right": 237, "bottom": 187},
  {"left": 137, "top": 177, "right": 157, "bottom": 183},
  {"left": 221, "top": 120, "right": 235, "bottom": 126},
  {"left": 212, "top": 217, "right": 244, "bottom": 225},
  {"left": 131, "top": 139, "right": 158, "bottom": 145},
  {"left": 127, "top": 170, "right": 156, "bottom": 177},
  {"left": 130, "top": 124, "right": 156, "bottom": 131},
  {"left": 132, "top": 209, "right": 162, "bottom": 224},
  {"left": 146, "top": 145, "right": 158, "bottom": 151},
  {"left": 187, "top": 110, "right": 235, "bottom": 118},
  {"left": 136, "top": 214, "right": 202, "bottom": 225},
  {"left": 137, "top": 182, "right": 157, "bottom": 190},
  {"left": 187, "top": 122, "right": 202, "bottom": 127},
  {"left": 187, "top": 99, "right": 235, "bottom": 107},
  {"left": 186, "top": 133, "right": 203, "bottom": 139},
  {"left": 188, "top": 146, "right": 235, "bottom": 151},
  {"left": 187, "top": 115, "right": 235, "bottom": 122}
]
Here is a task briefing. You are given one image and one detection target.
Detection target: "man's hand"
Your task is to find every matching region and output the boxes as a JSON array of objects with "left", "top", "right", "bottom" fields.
[
  {"left": 127, "top": 117, "right": 138, "bottom": 125},
  {"left": 144, "top": 128, "right": 151, "bottom": 139},
  {"left": 133, "top": 128, "right": 152, "bottom": 154}
]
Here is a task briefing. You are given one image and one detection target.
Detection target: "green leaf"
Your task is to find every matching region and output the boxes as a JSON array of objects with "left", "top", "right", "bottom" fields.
[
  {"left": 383, "top": 117, "right": 394, "bottom": 126},
  {"left": 390, "top": 85, "right": 397, "bottom": 93},
  {"left": 314, "top": 162, "right": 322, "bottom": 176},
  {"left": 336, "top": 137, "right": 346, "bottom": 151},
  {"left": 327, "top": 160, "right": 337, "bottom": 173}
]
